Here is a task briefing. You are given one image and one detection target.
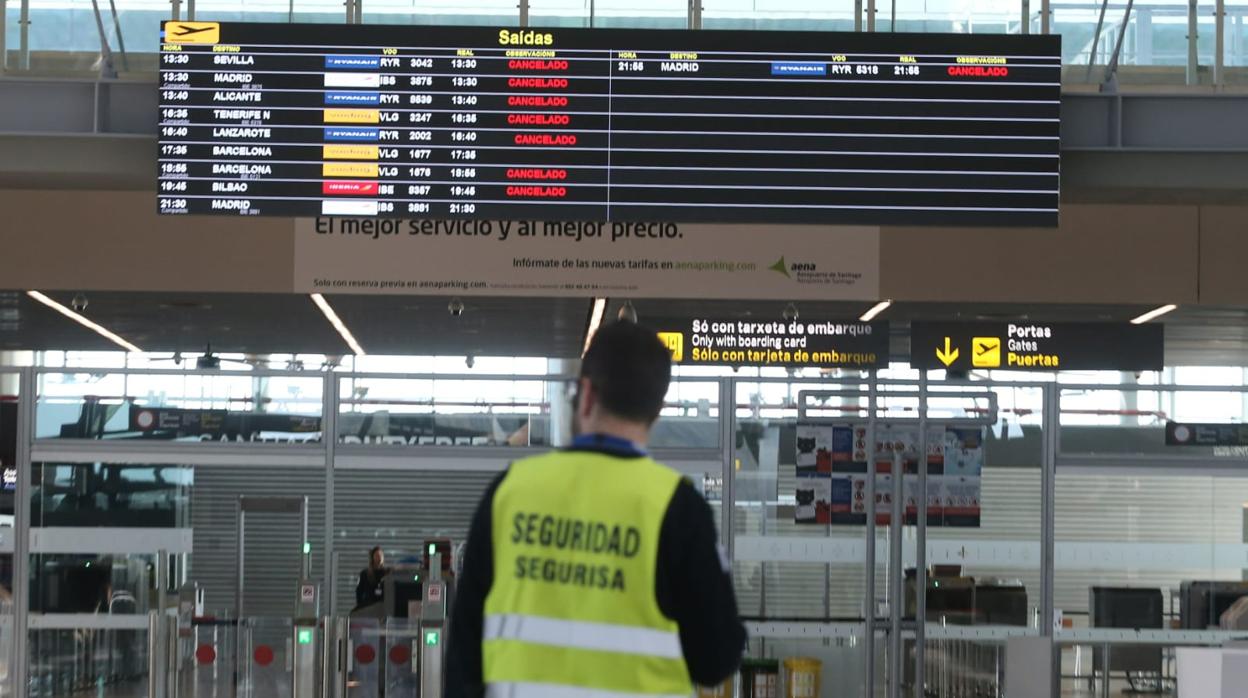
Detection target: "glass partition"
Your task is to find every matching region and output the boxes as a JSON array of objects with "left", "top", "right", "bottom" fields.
[
  {"left": 5, "top": 0, "right": 1248, "bottom": 77},
  {"left": 178, "top": 619, "right": 239, "bottom": 698},
  {"left": 361, "top": 0, "right": 517, "bottom": 25},
  {"left": 1056, "top": 381, "right": 1248, "bottom": 695},
  {"left": 29, "top": 553, "right": 161, "bottom": 615},
  {"left": 337, "top": 374, "right": 560, "bottom": 447},
  {"left": 237, "top": 617, "right": 292, "bottom": 697},
  {"left": 1059, "top": 384, "right": 1248, "bottom": 458},
  {"left": 529, "top": 0, "right": 688, "bottom": 27},
  {"left": 35, "top": 371, "right": 324, "bottom": 443},
  {"left": 1053, "top": 469, "right": 1248, "bottom": 694},
  {"left": 702, "top": 0, "right": 858, "bottom": 30},
  {"left": 337, "top": 374, "right": 721, "bottom": 449},
  {"left": 731, "top": 376, "right": 873, "bottom": 698},
  {"left": 28, "top": 626, "right": 148, "bottom": 697},
  {"left": 31, "top": 463, "right": 191, "bottom": 528},
  {"left": 0, "top": 375, "right": 15, "bottom": 527}
]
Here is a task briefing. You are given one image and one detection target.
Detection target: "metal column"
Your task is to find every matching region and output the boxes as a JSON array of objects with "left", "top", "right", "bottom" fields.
[
  {"left": 1103, "top": 0, "right": 1136, "bottom": 90},
  {"left": 864, "top": 373, "right": 879, "bottom": 698},
  {"left": 914, "top": 376, "right": 928, "bottom": 698},
  {"left": 1041, "top": 384, "right": 1059, "bottom": 698},
  {"left": 18, "top": 0, "right": 30, "bottom": 70},
  {"left": 1187, "top": 0, "right": 1200, "bottom": 85},
  {"left": 519, "top": 0, "right": 528, "bottom": 26},
  {"left": 719, "top": 378, "right": 734, "bottom": 561},
  {"left": 1215, "top": 0, "right": 1225, "bottom": 86},
  {"left": 1, "top": 0, "right": 7, "bottom": 73},
  {"left": 11, "top": 368, "right": 33, "bottom": 697},
  {"left": 888, "top": 449, "right": 904, "bottom": 698},
  {"left": 855, "top": 0, "right": 863, "bottom": 31},
  {"left": 1041, "top": 0, "right": 1051, "bottom": 33},
  {"left": 1086, "top": 0, "right": 1112, "bottom": 80},
  {"left": 323, "top": 376, "right": 337, "bottom": 615},
  {"left": 688, "top": 0, "right": 701, "bottom": 29},
  {"left": 1023, "top": 0, "right": 1032, "bottom": 33},
  {"left": 867, "top": 0, "right": 877, "bottom": 31}
]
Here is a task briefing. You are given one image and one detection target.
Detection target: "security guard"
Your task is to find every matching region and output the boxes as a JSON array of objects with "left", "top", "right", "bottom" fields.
[{"left": 447, "top": 321, "right": 745, "bottom": 698}]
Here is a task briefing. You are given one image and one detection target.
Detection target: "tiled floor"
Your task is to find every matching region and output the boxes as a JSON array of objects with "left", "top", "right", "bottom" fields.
[{"left": 50, "top": 677, "right": 1174, "bottom": 698}]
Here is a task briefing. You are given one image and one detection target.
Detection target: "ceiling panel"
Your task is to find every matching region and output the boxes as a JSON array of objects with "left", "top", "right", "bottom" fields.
[
  {"left": 0, "top": 290, "right": 593, "bottom": 359},
  {"left": 325, "top": 294, "right": 592, "bottom": 358},
  {"left": 1, "top": 291, "right": 1246, "bottom": 367}
]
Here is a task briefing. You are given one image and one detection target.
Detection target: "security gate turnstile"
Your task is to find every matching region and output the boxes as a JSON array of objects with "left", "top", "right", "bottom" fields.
[{"left": 233, "top": 495, "right": 318, "bottom": 698}]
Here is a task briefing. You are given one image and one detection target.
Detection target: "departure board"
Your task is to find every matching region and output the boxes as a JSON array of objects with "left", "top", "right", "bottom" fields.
[{"left": 157, "top": 22, "right": 1061, "bottom": 226}]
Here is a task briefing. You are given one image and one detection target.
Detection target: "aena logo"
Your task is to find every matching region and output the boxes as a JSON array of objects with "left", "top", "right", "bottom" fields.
[{"left": 769, "top": 256, "right": 818, "bottom": 278}]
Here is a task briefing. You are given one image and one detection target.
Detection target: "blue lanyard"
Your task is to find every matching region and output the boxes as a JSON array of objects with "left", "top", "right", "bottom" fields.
[{"left": 570, "top": 433, "right": 646, "bottom": 457}]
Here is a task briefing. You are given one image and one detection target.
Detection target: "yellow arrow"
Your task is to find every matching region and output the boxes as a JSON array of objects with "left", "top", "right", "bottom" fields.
[{"left": 936, "top": 337, "right": 960, "bottom": 367}]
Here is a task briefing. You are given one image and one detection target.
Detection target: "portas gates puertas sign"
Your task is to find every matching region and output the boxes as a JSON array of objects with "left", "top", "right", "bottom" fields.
[
  {"left": 909, "top": 323, "right": 1164, "bottom": 372},
  {"left": 654, "top": 319, "right": 889, "bottom": 369}
]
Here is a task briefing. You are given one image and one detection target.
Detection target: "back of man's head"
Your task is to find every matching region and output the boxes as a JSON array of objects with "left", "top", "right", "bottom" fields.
[{"left": 581, "top": 321, "right": 672, "bottom": 424}]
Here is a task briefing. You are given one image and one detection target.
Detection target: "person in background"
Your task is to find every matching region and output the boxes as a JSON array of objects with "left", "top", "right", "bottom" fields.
[
  {"left": 446, "top": 321, "right": 746, "bottom": 698},
  {"left": 355, "top": 546, "right": 388, "bottom": 610}
]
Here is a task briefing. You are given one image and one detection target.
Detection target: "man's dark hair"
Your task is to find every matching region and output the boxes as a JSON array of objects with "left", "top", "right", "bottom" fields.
[{"left": 580, "top": 321, "right": 672, "bottom": 424}]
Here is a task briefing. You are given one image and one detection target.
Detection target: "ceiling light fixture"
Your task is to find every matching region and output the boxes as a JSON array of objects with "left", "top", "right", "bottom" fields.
[
  {"left": 27, "top": 290, "right": 143, "bottom": 353},
  {"left": 1131, "top": 304, "right": 1177, "bottom": 325},
  {"left": 859, "top": 300, "right": 892, "bottom": 322},
  {"left": 582, "top": 298, "right": 607, "bottom": 356},
  {"left": 310, "top": 294, "right": 366, "bottom": 355}
]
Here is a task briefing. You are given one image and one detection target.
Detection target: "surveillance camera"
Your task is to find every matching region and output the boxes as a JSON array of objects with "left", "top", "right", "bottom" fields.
[
  {"left": 172, "top": 351, "right": 183, "bottom": 366},
  {"left": 783, "top": 302, "right": 799, "bottom": 322},
  {"left": 465, "top": 355, "right": 475, "bottom": 369},
  {"left": 617, "top": 301, "right": 638, "bottom": 323},
  {"left": 448, "top": 297, "right": 465, "bottom": 317},
  {"left": 71, "top": 293, "right": 88, "bottom": 312}
]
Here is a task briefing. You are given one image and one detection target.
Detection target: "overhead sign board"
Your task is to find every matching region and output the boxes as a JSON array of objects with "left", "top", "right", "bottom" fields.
[
  {"left": 294, "top": 219, "right": 880, "bottom": 301},
  {"left": 157, "top": 22, "right": 1060, "bottom": 226},
  {"left": 910, "top": 323, "right": 1164, "bottom": 372},
  {"left": 654, "top": 319, "right": 889, "bottom": 369},
  {"left": 1166, "top": 422, "right": 1248, "bottom": 447}
]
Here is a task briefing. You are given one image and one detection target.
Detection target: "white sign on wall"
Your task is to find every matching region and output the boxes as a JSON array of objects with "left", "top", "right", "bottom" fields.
[{"left": 293, "top": 219, "right": 880, "bottom": 300}]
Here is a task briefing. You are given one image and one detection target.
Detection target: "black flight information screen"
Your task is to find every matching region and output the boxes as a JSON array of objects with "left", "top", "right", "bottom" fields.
[{"left": 157, "top": 22, "right": 1061, "bottom": 226}]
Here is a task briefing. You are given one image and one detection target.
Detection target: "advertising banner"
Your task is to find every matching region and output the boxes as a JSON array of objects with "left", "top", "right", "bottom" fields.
[
  {"left": 654, "top": 319, "right": 888, "bottom": 369},
  {"left": 795, "top": 422, "right": 984, "bottom": 527},
  {"left": 293, "top": 219, "right": 879, "bottom": 300}
]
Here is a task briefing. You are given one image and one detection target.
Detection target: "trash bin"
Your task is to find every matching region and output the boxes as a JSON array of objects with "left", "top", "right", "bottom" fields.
[
  {"left": 741, "top": 658, "right": 780, "bottom": 698},
  {"left": 782, "top": 657, "right": 822, "bottom": 698}
]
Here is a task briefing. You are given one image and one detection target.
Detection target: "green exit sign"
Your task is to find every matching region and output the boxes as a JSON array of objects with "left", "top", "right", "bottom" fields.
[
  {"left": 424, "top": 630, "right": 439, "bottom": 646},
  {"left": 298, "top": 629, "right": 313, "bottom": 645}
]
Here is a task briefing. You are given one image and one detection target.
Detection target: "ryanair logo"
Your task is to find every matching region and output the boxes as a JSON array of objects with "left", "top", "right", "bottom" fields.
[{"left": 164, "top": 21, "right": 220, "bottom": 44}]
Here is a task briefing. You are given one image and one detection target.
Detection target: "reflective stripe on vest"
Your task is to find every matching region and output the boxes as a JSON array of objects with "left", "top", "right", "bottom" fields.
[
  {"left": 483, "top": 450, "right": 692, "bottom": 697},
  {"left": 484, "top": 613, "right": 682, "bottom": 659},
  {"left": 486, "top": 682, "right": 691, "bottom": 698}
]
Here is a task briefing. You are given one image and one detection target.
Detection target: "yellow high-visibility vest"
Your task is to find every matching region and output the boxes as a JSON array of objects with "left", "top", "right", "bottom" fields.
[{"left": 482, "top": 450, "right": 693, "bottom": 698}]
